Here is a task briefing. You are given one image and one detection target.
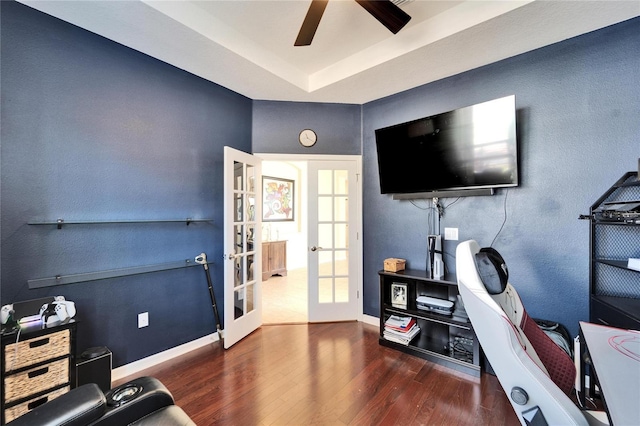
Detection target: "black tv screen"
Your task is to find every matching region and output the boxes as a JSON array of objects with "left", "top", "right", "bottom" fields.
[{"left": 375, "top": 95, "right": 518, "bottom": 195}]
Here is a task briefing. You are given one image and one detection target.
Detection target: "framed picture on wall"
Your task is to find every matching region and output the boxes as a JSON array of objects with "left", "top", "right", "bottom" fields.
[{"left": 262, "top": 176, "right": 295, "bottom": 222}]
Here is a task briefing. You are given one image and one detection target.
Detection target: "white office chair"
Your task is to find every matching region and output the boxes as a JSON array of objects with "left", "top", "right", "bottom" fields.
[{"left": 455, "top": 240, "right": 608, "bottom": 426}]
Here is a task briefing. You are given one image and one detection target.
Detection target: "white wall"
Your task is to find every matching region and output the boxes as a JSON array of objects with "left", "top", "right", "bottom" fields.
[{"left": 262, "top": 161, "right": 307, "bottom": 270}]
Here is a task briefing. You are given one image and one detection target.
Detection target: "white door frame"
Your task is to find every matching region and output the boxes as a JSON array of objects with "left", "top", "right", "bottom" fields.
[{"left": 255, "top": 154, "right": 363, "bottom": 321}]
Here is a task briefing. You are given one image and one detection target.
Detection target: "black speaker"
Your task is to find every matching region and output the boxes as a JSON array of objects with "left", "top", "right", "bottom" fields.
[{"left": 76, "top": 346, "right": 112, "bottom": 392}]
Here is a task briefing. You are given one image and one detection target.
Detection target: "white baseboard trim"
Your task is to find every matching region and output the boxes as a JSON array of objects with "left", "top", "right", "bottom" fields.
[
  {"left": 112, "top": 332, "right": 220, "bottom": 382},
  {"left": 361, "top": 314, "right": 379, "bottom": 328},
  {"left": 114, "top": 317, "right": 380, "bottom": 383}
]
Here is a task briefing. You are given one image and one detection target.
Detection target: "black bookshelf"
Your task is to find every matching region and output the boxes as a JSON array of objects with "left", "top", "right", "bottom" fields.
[{"left": 378, "top": 269, "right": 481, "bottom": 377}]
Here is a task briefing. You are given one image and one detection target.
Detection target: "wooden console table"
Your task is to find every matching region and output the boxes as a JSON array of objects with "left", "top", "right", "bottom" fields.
[{"left": 262, "top": 241, "right": 287, "bottom": 281}]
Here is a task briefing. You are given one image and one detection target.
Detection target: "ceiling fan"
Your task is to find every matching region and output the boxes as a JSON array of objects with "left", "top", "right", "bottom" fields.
[{"left": 295, "top": 0, "right": 411, "bottom": 46}]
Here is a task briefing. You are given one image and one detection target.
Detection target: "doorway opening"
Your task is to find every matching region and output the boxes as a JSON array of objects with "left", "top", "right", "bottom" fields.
[
  {"left": 261, "top": 160, "right": 308, "bottom": 324},
  {"left": 257, "top": 154, "right": 363, "bottom": 325}
]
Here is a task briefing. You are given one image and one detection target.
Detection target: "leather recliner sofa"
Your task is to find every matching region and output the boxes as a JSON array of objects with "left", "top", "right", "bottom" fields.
[{"left": 7, "top": 376, "right": 195, "bottom": 425}]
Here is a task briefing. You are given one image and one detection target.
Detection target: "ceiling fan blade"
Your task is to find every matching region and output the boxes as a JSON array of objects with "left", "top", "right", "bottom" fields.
[
  {"left": 355, "top": 0, "right": 411, "bottom": 34},
  {"left": 295, "top": 0, "right": 329, "bottom": 46}
]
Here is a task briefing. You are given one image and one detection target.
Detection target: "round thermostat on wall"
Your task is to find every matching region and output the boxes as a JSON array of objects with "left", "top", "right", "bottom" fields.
[{"left": 299, "top": 129, "right": 317, "bottom": 147}]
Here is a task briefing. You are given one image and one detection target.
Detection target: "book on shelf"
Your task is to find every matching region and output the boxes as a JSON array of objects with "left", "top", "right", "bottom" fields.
[
  {"left": 383, "top": 325, "right": 420, "bottom": 345},
  {"left": 384, "top": 324, "right": 419, "bottom": 338},
  {"left": 383, "top": 315, "right": 420, "bottom": 345},
  {"left": 385, "top": 315, "right": 415, "bottom": 330}
]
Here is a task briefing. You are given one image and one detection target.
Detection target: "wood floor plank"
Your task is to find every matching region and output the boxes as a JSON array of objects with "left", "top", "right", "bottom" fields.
[
  {"left": 296, "top": 355, "right": 389, "bottom": 424},
  {"left": 117, "top": 322, "right": 519, "bottom": 425},
  {"left": 347, "top": 353, "right": 421, "bottom": 424},
  {"left": 377, "top": 374, "right": 432, "bottom": 425}
]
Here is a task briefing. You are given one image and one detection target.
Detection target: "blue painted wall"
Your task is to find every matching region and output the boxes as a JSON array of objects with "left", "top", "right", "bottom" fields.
[
  {"left": 252, "top": 100, "right": 361, "bottom": 154},
  {"left": 1, "top": 1, "right": 252, "bottom": 366},
  {"left": 2, "top": 0, "right": 639, "bottom": 372},
  {"left": 362, "top": 17, "right": 640, "bottom": 337}
]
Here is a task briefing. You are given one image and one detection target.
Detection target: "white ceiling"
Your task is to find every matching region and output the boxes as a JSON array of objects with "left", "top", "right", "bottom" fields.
[{"left": 19, "top": 0, "right": 640, "bottom": 104}]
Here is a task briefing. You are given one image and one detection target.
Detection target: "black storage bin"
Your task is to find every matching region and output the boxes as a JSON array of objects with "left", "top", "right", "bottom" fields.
[{"left": 76, "top": 346, "right": 112, "bottom": 392}]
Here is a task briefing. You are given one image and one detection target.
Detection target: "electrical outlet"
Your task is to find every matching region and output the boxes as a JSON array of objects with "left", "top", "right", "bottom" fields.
[
  {"left": 444, "top": 227, "right": 459, "bottom": 241},
  {"left": 138, "top": 312, "right": 149, "bottom": 328}
]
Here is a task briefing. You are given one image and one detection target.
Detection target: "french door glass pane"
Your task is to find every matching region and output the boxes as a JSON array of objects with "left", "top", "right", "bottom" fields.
[
  {"left": 246, "top": 283, "right": 255, "bottom": 313},
  {"left": 234, "top": 256, "right": 244, "bottom": 286},
  {"left": 319, "top": 251, "right": 333, "bottom": 275},
  {"left": 334, "top": 223, "right": 348, "bottom": 249},
  {"left": 334, "top": 196, "right": 347, "bottom": 221},
  {"left": 336, "top": 251, "right": 348, "bottom": 275},
  {"left": 334, "top": 170, "right": 348, "bottom": 194},
  {"left": 247, "top": 165, "right": 256, "bottom": 221},
  {"left": 318, "top": 224, "right": 333, "bottom": 248},
  {"left": 234, "top": 288, "right": 244, "bottom": 319},
  {"left": 318, "top": 196, "right": 332, "bottom": 221},
  {"left": 319, "top": 278, "right": 333, "bottom": 303},
  {"left": 234, "top": 193, "right": 243, "bottom": 221},
  {"left": 247, "top": 195, "right": 255, "bottom": 222},
  {"left": 335, "top": 277, "right": 349, "bottom": 303},
  {"left": 247, "top": 224, "right": 256, "bottom": 251},
  {"left": 234, "top": 225, "right": 244, "bottom": 254},
  {"left": 247, "top": 254, "right": 255, "bottom": 281},
  {"left": 318, "top": 170, "right": 332, "bottom": 194},
  {"left": 234, "top": 161, "right": 243, "bottom": 190},
  {"left": 246, "top": 165, "right": 255, "bottom": 192}
]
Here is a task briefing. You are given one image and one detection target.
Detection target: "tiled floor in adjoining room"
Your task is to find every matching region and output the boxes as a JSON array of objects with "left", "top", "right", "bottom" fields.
[{"left": 262, "top": 267, "right": 307, "bottom": 323}]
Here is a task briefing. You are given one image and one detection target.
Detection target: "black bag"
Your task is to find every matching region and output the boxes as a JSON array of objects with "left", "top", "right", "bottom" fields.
[{"left": 534, "top": 318, "right": 573, "bottom": 358}]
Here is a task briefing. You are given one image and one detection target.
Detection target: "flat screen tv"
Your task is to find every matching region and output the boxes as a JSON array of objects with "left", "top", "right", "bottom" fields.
[{"left": 375, "top": 95, "right": 518, "bottom": 196}]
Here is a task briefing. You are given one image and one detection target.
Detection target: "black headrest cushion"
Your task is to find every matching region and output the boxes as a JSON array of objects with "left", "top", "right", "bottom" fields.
[{"left": 474, "top": 247, "right": 509, "bottom": 294}]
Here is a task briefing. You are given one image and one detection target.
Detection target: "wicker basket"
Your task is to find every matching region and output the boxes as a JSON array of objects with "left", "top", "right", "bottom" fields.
[
  {"left": 3, "top": 386, "right": 69, "bottom": 423},
  {"left": 4, "top": 329, "right": 70, "bottom": 372},
  {"left": 4, "top": 358, "right": 69, "bottom": 404}
]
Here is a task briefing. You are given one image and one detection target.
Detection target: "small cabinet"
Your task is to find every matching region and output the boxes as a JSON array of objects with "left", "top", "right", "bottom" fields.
[
  {"left": 1, "top": 321, "right": 76, "bottom": 424},
  {"left": 379, "top": 269, "right": 481, "bottom": 377},
  {"left": 262, "top": 241, "right": 287, "bottom": 281}
]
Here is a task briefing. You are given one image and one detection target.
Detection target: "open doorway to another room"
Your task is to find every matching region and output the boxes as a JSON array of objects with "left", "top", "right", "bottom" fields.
[{"left": 261, "top": 160, "right": 308, "bottom": 324}]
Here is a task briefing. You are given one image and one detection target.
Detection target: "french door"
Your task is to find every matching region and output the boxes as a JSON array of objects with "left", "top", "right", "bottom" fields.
[
  {"left": 307, "top": 160, "right": 360, "bottom": 322},
  {"left": 223, "top": 147, "right": 262, "bottom": 348}
]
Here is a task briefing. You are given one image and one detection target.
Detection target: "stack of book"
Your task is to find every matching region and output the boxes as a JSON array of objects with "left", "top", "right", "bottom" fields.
[{"left": 383, "top": 315, "right": 420, "bottom": 345}]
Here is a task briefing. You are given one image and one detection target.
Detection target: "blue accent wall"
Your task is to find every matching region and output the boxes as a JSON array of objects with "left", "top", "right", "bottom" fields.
[
  {"left": 252, "top": 100, "right": 361, "bottom": 154},
  {"left": 362, "top": 17, "right": 640, "bottom": 336},
  {"left": 2, "top": 0, "right": 639, "bottom": 370},
  {"left": 1, "top": 1, "right": 252, "bottom": 366}
]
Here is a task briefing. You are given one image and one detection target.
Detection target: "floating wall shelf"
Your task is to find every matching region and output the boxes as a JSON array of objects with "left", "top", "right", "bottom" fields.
[
  {"left": 28, "top": 259, "right": 210, "bottom": 289},
  {"left": 28, "top": 218, "right": 213, "bottom": 229}
]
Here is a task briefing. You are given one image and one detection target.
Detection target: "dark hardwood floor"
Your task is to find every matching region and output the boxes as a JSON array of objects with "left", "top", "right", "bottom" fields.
[{"left": 117, "top": 322, "right": 519, "bottom": 425}]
